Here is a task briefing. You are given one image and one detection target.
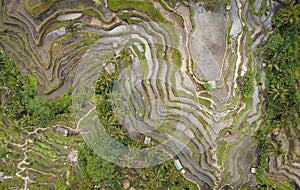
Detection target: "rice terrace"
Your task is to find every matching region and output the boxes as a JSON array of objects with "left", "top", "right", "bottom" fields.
[{"left": 0, "top": 0, "right": 299, "bottom": 189}]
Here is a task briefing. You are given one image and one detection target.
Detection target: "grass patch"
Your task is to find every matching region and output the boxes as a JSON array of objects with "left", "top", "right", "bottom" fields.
[
  {"left": 108, "top": 0, "right": 170, "bottom": 24},
  {"left": 25, "top": 0, "right": 60, "bottom": 18},
  {"left": 217, "top": 141, "right": 227, "bottom": 166},
  {"left": 171, "top": 48, "right": 182, "bottom": 67}
]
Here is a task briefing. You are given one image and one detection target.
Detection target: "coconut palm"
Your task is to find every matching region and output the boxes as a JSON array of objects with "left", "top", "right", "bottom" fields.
[
  {"left": 280, "top": 4, "right": 300, "bottom": 25},
  {"left": 149, "top": 167, "right": 164, "bottom": 188},
  {"left": 267, "top": 60, "right": 280, "bottom": 72},
  {"left": 120, "top": 48, "right": 132, "bottom": 66},
  {"left": 279, "top": 102, "right": 293, "bottom": 117},
  {"left": 165, "top": 166, "right": 180, "bottom": 185},
  {"left": 111, "top": 127, "right": 127, "bottom": 141},
  {"left": 267, "top": 141, "right": 285, "bottom": 157},
  {"left": 136, "top": 167, "right": 149, "bottom": 179},
  {"left": 268, "top": 84, "right": 289, "bottom": 101},
  {"left": 111, "top": 104, "right": 125, "bottom": 123},
  {"left": 99, "top": 72, "right": 113, "bottom": 87},
  {"left": 100, "top": 115, "right": 115, "bottom": 128},
  {"left": 129, "top": 141, "right": 143, "bottom": 149},
  {"left": 119, "top": 150, "right": 137, "bottom": 168},
  {"left": 107, "top": 90, "right": 122, "bottom": 106},
  {"left": 93, "top": 94, "right": 103, "bottom": 105}
]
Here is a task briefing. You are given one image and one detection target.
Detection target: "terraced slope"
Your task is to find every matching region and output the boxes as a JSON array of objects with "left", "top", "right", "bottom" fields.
[
  {"left": 0, "top": 0, "right": 299, "bottom": 189},
  {"left": 0, "top": 121, "right": 81, "bottom": 189}
]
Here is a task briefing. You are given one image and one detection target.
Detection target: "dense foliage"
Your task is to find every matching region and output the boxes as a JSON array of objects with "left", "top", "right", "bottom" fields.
[
  {"left": 255, "top": 3, "right": 300, "bottom": 189},
  {"left": 264, "top": 3, "right": 300, "bottom": 132},
  {"left": 238, "top": 71, "right": 254, "bottom": 101},
  {"left": 78, "top": 142, "right": 198, "bottom": 189},
  {"left": 0, "top": 49, "right": 72, "bottom": 129}
]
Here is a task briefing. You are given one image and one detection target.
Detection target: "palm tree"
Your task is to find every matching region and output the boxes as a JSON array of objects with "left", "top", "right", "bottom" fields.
[
  {"left": 136, "top": 167, "right": 149, "bottom": 179},
  {"left": 107, "top": 90, "right": 122, "bottom": 106},
  {"left": 280, "top": 4, "right": 300, "bottom": 25},
  {"left": 165, "top": 166, "right": 180, "bottom": 185},
  {"left": 111, "top": 104, "right": 125, "bottom": 123},
  {"left": 267, "top": 60, "right": 280, "bottom": 72},
  {"left": 120, "top": 49, "right": 132, "bottom": 67},
  {"left": 268, "top": 84, "right": 289, "bottom": 102},
  {"left": 119, "top": 150, "right": 136, "bottom": 168},
  {"left": 111, "top": 127, "right": 127, "bottom": 141},
  {"left": 267, "top": 141, "right": 285, "bottom": 157},
  {"left": 100, "top": 115, "right": 115, "bottom": 128},
  {"left": 144, "top": 147, "right": 163, "bottom": 167},
  {"left": 128, "top": 141, "right": 143, "bottom": 149},
  {"left": 99, "top": 72, "right": 113, "bottom": 87},
  {"left": 279, "top": 102, "right": 292, "bottom": 117},
  {"left": 93, "top": 94, "right": 103, "bottom": 105},
  {"left": 149, "top": 167, "right": 164, "bottom": 188},
  {"left": 111, "top": 171, "right": 124, "bottom": 188}
]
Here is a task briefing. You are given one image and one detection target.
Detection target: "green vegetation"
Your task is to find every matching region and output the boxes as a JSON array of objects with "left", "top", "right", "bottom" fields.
[
  {"left": 78, "top": 143, "right": 120, "bottom": 189},
  {"left": 108, "top": 0, "right": 170, "bottom": 24},
  {"left": 264, "top": 3, "right": 300, "bottom": 131},
  {"left": 0, "top": 51, "right": 36, "bottom": 118},
  {"left": 203, "top": 82, "right": 212, "bottom": 91},
  {"left": 0, "top": 50, "right": 80, "bottom": 189},
  {"left": 92, "top": 0, "right": 104, "bottom": 6},
  {"left": 2, "top": 0, "right": 299, "bottom": 188},
  {"left": 237, "top": 71, "right": 254, "bottom": 101},
  {"left": 255, "top": 3, "right": 300, "bottom": 188},
  {"left": 25, "top": 0, "right": 59, "bottom": 18},
  {"left": 0, "top": 49, "right": 72, "bottom": 129},
  {"left": 78, "top": 141, "right": 198, "bottom": 189},
  {"left": 65, "top": 21, "right": 80, "bottom": 33}
]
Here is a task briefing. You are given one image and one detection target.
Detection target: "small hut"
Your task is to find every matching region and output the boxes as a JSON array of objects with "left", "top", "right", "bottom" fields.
[
  {"left": 144, "top": 136, "right": 151, "bottom": 144},
  {"left": 174, "top": 159, "right": 183, "bottom": 170},
  {"left": 56, "top": 126, "right": 69, "bottom": 137}
]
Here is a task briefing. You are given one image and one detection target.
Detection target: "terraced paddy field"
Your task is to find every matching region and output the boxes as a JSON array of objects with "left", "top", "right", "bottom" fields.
[{"left": 0, "top": 0, "right": 300, "bottom": 189}]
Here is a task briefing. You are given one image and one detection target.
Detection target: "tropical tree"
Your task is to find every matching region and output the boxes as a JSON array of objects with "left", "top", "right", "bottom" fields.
[
  {"left": 267, "top": 141, "right": 285, "bottom": 157},
  {"left": 165, "top": 166, "right": 180, "bottom": 185},
  {"left": 268, "top": 84, "right": 289, "bottom": 102},
  {"left": 136, "top": 167, "right": 149, "bottom": 179},
  {"left": 276, "top": 4, "right": 300, "bottom": 27},
  {"left": 100, "top": 115, "right": 115, "bottom": 128},
  {"left": 266, "top": 53, "right": 281, "bottom": 71},
  {"left": 119, "top": 151, "right": 136, "bottom": 168},
  {"left": 111, "top": 104, "right": 125, "bottom": 123},
  {"left": 107, "top": 90, "right": 122, "bottom": 106},
  {"left": 129, "top": 140, "right": 144, "bottom": 149},
  {"left": 120, "top": 48, "right": 132, "bottom": 67},
  {"left": 93, "top": 94, "right": 103, "bottom": 105},
  {"left": 278, "top": 102, "right": 293, "bottom": 117},
  {"left": 111, "top": 126, "right": 127, "bottom": 141},
  {"left": 99, "top": 72, "right": 113, "bottom": 87},
  {"left": 78, "top": 143, "right": 119, "bottom": 188},
  {"left": 149, "top": 167, "right": 164, "bottom": 188}
]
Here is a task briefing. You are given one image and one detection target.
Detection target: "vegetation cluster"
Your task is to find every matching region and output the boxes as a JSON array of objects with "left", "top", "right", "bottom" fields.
[{"left": 255, "top": 3, "right": 300, "bottom": 189}]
